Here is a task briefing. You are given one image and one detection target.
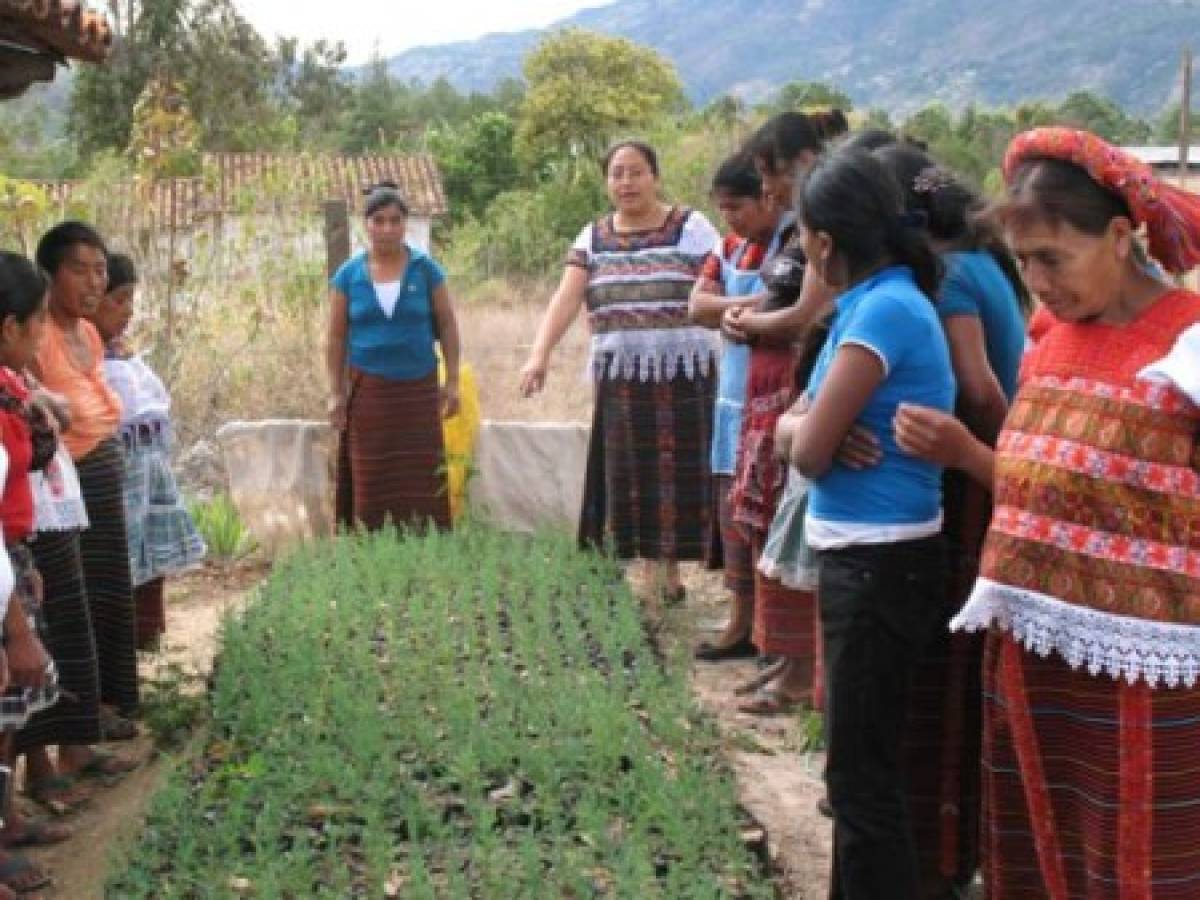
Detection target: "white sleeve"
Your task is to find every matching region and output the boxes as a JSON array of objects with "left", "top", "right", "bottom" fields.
[
  {"left": 682, "top": 210, "right": 722, "bottom": 258},
  {"left": 1138, "top": 323, "right": 1200, "bottom": 405}
]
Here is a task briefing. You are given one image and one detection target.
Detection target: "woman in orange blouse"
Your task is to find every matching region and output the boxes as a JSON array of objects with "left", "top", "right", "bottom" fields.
[{"left": 18, "top": 222, "right": 139, "bottom": 812}]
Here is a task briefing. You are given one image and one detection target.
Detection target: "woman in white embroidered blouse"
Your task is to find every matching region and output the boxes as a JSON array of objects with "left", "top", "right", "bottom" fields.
[{"left": 520, "top": 141, "right": 720, "bottom": 601}]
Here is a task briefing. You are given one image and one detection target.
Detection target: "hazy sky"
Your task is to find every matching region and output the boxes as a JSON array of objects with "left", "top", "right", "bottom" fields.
[{"left": 236, "top": 1, "right": 612, "bottom": 63}]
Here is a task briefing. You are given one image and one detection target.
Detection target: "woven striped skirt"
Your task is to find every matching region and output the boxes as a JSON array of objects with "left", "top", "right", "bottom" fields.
[
  {"left": 77, "top": 438, "right": 139, "bottom": 716},
  {"left": 579, "top": 372, "right": 714, "bottom": 562},
  {"left": 336, "top": 369, "right": 450, "bottom": 532},
  {"left": 750, "top": 531, "right": 820, "bottom": 702},
  {"left": 982, "top": 630, "right": 1200, "bottom": 899},
  {"left": 705, "top": 474, "right": 755, "bottom": 604},
  {"left": 904, "top": 471, "right": 991, "bottom": 897},
  {"left": 0, "top": 544, "right": 59, "bottom": 733},
  {"left": 15, "top": 529, "right": 100, "bottom": 750}
]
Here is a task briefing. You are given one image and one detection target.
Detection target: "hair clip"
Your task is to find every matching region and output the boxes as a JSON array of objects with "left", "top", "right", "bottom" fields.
[
  {"left": 912, "top": 166, "right": 956, "bottom": 195},
  {"left": 898, "top": 209, "right": 929, "bottom": 230}
]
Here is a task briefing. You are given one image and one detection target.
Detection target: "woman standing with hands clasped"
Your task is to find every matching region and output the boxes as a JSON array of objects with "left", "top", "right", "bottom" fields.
[
  {"left": 774, "top": 147, "right": 956, "bottom": 898},
  {"left": 327, "top": 181, "right": 462, "bottom": 532},
  {"left": 520, "top": 141, "right": 720, "bottom": 602}
]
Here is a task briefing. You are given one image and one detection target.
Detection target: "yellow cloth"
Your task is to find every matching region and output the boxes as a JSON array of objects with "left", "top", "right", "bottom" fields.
[{"left": 438, "top": 355, "right": 480, "bottom": 521}]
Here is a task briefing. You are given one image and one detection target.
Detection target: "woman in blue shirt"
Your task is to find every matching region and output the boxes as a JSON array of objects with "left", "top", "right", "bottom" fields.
[
  {"left": 872, "top": 143, "right": 1029, "bottom": 899},
  {"left": 775, "top": 148, "right": 955, "bottom": 900},
  {"left": 326, "top": 182, "right": 462, "bottom": 531}
]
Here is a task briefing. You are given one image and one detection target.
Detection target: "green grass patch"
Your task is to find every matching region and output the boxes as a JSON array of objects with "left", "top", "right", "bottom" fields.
[
  {"left": 188, "top": 493, "right": 255, "bottom": 563},
  {"left": 107, "top": 525, "right": 773, "bottom": 898}
]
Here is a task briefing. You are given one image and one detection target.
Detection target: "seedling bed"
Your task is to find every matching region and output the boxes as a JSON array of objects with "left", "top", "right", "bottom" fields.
[{"left": 108, "top": 526, "right": 775, "bottom": 898}]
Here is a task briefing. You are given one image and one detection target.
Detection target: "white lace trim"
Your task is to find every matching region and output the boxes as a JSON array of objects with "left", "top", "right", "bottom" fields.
[
  {"left": 951, "top": 577, "right": 1200, "bottom": 688},
  {"left": 591, "top": 328, "right": 719, "bottom": 382}
]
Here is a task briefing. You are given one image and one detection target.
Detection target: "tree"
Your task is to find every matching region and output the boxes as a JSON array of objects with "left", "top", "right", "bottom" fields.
[
  {"left": 769, "top": 80, "right": 853, "bottom": 114},
  {"left": 515, "top": 29, "right": 684, "bottom": 172},
  {"left": 1052, "top": 91, "right": 1151, "bottom": 144},
  {"left": 428, "top": 112, "right": 521, "bottom": 223},
  {"left": 69, "top": 0, "right": 290, "bottom": 156},
  {"left": 275, "top": 38, "right": 352, "bottom": 150},
  {"left": 341, "top": 56, "right": 415, "bottom": 152}
]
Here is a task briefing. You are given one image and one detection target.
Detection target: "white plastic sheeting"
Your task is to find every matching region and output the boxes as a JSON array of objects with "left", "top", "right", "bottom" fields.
[{"left": 215, "top": 419, "right": 589, "bottom": 552}]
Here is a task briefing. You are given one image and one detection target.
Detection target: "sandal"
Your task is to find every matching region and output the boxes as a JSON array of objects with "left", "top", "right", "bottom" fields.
[
  {"left": 98, "top": 711, "right": 138, "bottom": 742},
  {"left": 694, "top": 637, "right": 757, "bottom": 662},
  {"left": 0, "top": 853, "right": 51, "bottom": 894},
  {"left": 734, "top": 660, "right": 786, "bottom": 697},
  {"left": 736, "top": 687, "right": 805, "bottom": 716},
  {"left": 1, "top": 819, "right": 71, "bottom": 849},
  {"left": 26, "top": 776, "right": 90, "bottom": 816},
  {"left": 76, "top": 749, "right": 140, "bottom": 782}
]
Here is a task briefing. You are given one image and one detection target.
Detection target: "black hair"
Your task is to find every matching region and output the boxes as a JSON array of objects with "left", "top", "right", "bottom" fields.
[
  {"left": 1000, "top": 157, "right": 1132, "bottom": 236},
  {"left": 0, "top": 252, "right": 48, "bottom": 325},
  {"left": 35, "top": 220, "right": 107, "bottom": 276},
  {"left": 363, "top": 180, "right": 410, "bottom": 218},
  {"left": 840, "top": 128, "right": 898, "bottom": 153},
  {"left": 601, "top": 140, "right": 660, "bottom": 177},
  {"left": 710, "top": 151, "right": 762, "bottom": 199},
  {"left": 106, "top": 252, "right": 138, "bottom": 294},
  {"left": 749, "top": 110, "right": 849, "bottom": 176},
  {"left": 797, "top": 148, "right": 942, "bottom": 299},
  {"left": 876, "top": 143, "right": 1031, "bottom": 311}
]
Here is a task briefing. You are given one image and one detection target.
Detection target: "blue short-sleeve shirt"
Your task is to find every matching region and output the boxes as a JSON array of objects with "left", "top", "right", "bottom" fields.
[
  {"left": 938, "top": 250, "right": 1026, "bottom": 400},
  {"left": 332, "top": 246, "right": 445, "bottom": 381},
  {"left": 806, "top": 266, "right": 956, "bottom": 530}
]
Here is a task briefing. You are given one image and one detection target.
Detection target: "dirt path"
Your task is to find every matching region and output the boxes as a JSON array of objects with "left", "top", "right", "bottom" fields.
[
  {"left": 666, "top": 566, "right": 833, "bottom": 898},
  {"left": 25, "top": 562, "right": 263, "bottom": 899}
]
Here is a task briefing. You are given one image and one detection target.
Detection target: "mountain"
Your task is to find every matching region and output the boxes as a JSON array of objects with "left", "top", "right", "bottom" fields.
[{"left": 383, "top": 0, "right": 1200, "bottom": 114}]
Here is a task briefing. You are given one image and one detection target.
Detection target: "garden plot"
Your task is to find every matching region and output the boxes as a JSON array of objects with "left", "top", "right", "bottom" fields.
[{"left": 107, "top": 526, "right": 774, "bottom": 898}]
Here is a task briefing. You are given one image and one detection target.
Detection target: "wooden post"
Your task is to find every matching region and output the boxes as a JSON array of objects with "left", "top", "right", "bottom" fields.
[
  {"left": 1180, "top": 48, "right": 1193, "bottom": 190},
  {"left": 324, "top": 199, "right": 351, "bottom": 278}
]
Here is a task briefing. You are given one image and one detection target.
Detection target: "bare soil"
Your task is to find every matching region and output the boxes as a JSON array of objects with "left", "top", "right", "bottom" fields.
[{"left": 22, "top": 561, "right": 263, "bottom": 900}]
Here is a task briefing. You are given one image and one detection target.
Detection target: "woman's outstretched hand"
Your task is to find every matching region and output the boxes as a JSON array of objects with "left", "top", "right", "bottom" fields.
[{"left": 519, "top": 356, "right": 548, "bottom": 397}]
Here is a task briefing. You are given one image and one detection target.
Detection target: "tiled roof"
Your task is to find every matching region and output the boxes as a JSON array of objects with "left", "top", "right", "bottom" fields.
[
  {"left": 0, "top": 0, "right": 113, "bottom": 64},
  {"left": 34, "top": 153, "right": 449, "bottom": 227}
]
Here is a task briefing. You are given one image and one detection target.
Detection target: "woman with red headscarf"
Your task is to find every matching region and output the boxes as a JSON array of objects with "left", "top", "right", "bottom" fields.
[{"left": 895, "top": 128, "right": 1200, "bottom": 898}]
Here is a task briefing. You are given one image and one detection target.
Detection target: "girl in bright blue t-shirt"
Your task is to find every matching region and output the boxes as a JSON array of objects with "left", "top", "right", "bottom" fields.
[{"left": 775, "top": 148, "right": 955, "bottom": 900}]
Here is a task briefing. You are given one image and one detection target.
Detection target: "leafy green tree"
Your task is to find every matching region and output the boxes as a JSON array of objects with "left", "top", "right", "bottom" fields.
[
  {"left": 340, "top": 57, "right": 418, "bottom": 152},
  {"left": 429, "top": 112, "right": 521, "bottom": 223},
  {"left": 275, "top": 38, "right": 352, "bottom": 150},
  {"left": 70, "top": 0, "right": 285, "bottom": 155},
  {"left": 515, "top": 28, "right": 684, "bottom": 172},
  {"left": 1154, "top": 102, "right": 1200, "bottom": 143},
  {"left": 1052, "top": 90, "right": 1152, "bottom": 144},
  {"left": 769, "top": 80, "right": 853, "bottom": 114}
]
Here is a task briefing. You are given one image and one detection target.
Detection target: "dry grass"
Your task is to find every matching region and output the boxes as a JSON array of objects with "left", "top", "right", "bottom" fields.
[
  {"left": 155, "top": 275, "right": 594, "bottom": 448},
  {"left": 455, "top": 285, "right": 593, "bottom": 424}
]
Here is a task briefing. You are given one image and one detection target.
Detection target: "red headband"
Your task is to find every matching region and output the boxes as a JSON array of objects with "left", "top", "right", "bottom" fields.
[{"left": 1003, "top": 127, "right": 1200, "bottom": 275}]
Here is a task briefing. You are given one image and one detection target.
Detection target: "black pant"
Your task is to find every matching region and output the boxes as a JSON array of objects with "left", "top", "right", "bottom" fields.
[{"left": 819, "top": 536, "right": 947, "bottom": 900}]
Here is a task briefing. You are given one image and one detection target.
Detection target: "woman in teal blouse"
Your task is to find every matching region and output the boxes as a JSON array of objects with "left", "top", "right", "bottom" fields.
[{"left": 326, "top": 182, "right": 462, "bottom": 531}]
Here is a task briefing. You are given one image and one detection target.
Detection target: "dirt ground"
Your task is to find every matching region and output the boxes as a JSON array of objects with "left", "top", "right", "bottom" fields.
[
  {"left": 25, "top": 560, "right": 829, "bottom": 899},
  {"left": 22, "top": 561, "right": 264, "bottom": 900}
]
